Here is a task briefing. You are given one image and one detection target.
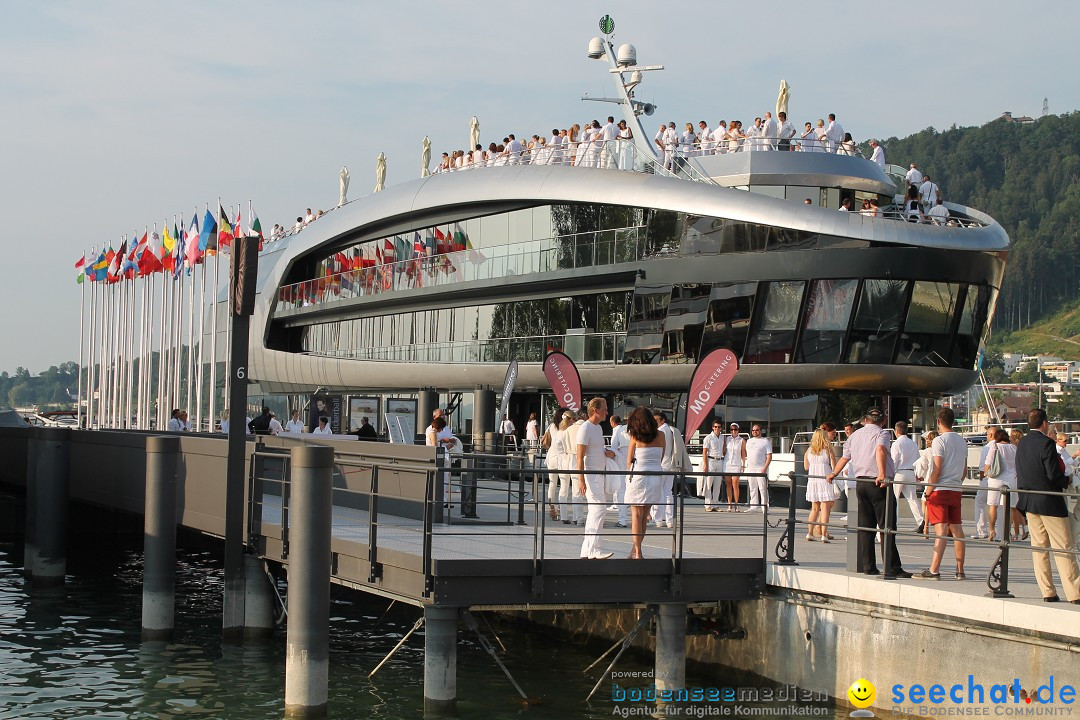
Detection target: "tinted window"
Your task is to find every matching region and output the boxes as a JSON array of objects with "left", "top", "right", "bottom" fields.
[
  {"left": 699, "top": 283, "right": 756, "bottom": 361},
  {"left": 662, "top": 284, "right": 711, "bottom": 364},
  {"left": 797, "top": 279, "right": 858, "bottom": 363},
  {"left": 897, "top": 281, "right": 960, "bottom": 366},
  {"left": 744, "top": 281, "right": 805, "bottom": 364},
  {"left": 846, "top": 279, "right": 908, "bottom": 364},
  {"left": 624, "top": 284, "right": 671, "bottom": 364}
]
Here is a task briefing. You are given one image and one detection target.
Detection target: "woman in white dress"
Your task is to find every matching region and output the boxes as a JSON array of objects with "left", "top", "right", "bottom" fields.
[
  {"left": 542, "top": 409, "right": 564, "bottom": 519},
  {"left": 727, "top": 121, "right": 745, "bottom": 154},
  {"left": 525, "top": 412, "right": 540, "bottom": 449},
  {"left": 837, "top": 132, "right": 857, "bottom": 156},
  {"left": 913, "top": 431, "right": 937, "bottom": 539},
  {"left": 1008, "top": 429, "right": 1028, "bottom": 540},
  {"left": 804, "top": 428, "right": 840, "bottom": 541},
  {"left": 625, "top": 406, "right": 666, "bottom": 559},
  {"left": 982, "top": 428, "right": 1017, "bottom": 542}
]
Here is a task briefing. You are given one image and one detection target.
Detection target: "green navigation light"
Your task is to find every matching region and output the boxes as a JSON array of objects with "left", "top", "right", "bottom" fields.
[{"left": 599, "top": 15, "right": 615, "bottom": 35}]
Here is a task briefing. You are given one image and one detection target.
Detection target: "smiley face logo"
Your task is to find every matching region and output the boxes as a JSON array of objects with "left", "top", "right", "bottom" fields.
[{"left": 847, "top": 678, "right": 876, "bottom": 709}]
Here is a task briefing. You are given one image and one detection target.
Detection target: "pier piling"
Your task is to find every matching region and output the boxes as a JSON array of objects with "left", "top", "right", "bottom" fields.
[
  {"left": 30, "top": 428, "right": 71, "bottom": 589},
  {"left": 655, "top": 603, "right": 687, "bottom": 696},
  {"left": 22, "top": 432, "right": 38, "bottom": 579},
  {"left": 284, "top": 445, "right": 334, "bottom": 719},
  {"left": 142, "top": 436, "right": 180, "bottom": 641},
  {"left": 423, "top": 606, "right": 459, "bottom": 715},
  {"left": 242, "top": 554, "right": 275, "bottom": 640}
]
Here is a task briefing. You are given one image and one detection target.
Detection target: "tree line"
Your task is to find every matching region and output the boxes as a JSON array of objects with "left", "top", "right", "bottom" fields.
[{"left": 0, "top": 363, "right": 80, "bottom": 409}]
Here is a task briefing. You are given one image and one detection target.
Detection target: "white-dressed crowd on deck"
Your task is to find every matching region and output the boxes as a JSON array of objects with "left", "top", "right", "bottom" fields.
[{"left": 431, "top": 112, "right": 875, "bottom": 174}]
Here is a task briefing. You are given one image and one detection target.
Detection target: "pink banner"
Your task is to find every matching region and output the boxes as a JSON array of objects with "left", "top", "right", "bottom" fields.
[
  {"left": 543, "top": 351, "right": 583, "bottom": 413},
  {"left": 684, "top": 349, "right": 739, "bottom": 444}
]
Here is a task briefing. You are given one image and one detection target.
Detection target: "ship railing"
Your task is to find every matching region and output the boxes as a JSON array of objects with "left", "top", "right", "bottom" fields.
[
  {"left": 773, "top": 472, "right": 1080, "bottom": 599},
  {"left": 433, "top": 138, "right": 718, "bottom": 185},
  {"left": 687, "top": 134, "right": 866, "bottom": 159},
  {"left": 304, "top": 331, "right": 628, "bottom": 365},
  {"left": 276, "top": 223, "right": 648, "bottom": 308},
  {"left": 876, "top": 204, "right": 987, "bottom": 227}
]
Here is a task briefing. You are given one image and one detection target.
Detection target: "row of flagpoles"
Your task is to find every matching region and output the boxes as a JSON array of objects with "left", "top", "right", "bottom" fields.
[{"left": 74, "top": 200, "right": 263, "bottom": 431}]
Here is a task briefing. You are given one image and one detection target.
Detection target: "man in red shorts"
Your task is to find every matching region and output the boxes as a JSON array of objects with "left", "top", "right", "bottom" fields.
[{"left": 916, "top": 407, "right": 968, "bottom": 579}]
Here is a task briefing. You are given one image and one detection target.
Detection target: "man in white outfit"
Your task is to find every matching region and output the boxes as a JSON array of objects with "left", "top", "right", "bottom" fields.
[
  {"left": 777, "top": 112, "right": 796, "bottom": 151},
  {"left": 891, "top": 421, "right": 925, "bottom": 532},
  {"left": 662, "top": 122, "right": 679, "bottom": 170},
  {"left": 652, "top": 411, "right": 676, "bottom": 527},
  {"left": 565, "top": 411, "right": 587, "bottom": 524},
  {"left": 905, "top": 163, "right": 924, "bottom": 188},
  {"left": 599, "top": 116, "right": 618, "bottom": 168},
  {"left": 744, "top": 425, "right": 773, "bottom": 512},
  {"left": 761, "top": 112, "right": 779, "bottom": 151},
  {"left": 702, "top": 421, "right": 725, "bottom": 511},
  {"left": 919, "top": 175, "right": 940, "bottom": 210},
  {"left": 577, "top": 398, "right": 617, "bottom": 559},
  {"left": 697, "top": 121, "right": 712, "bottom": 156},
  {"left": 609, "top": 415, "right": 630, "bottom": 527},
  {"left": 825, "top": 113, "right": 844, "bottom": 153}
]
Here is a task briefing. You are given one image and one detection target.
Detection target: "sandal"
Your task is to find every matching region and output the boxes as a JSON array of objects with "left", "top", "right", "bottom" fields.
[{"left": 805, "top": 534, "right": 816, "bottom": 542}]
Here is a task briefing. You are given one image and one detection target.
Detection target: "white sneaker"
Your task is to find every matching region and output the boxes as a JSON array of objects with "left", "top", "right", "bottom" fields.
[
  {"left": 591, "top": 551, "right": 615, "bottom": 560},
  {"left": 664, "top": 520, "right": 674, "bottom": 528},
  {"left": 607, "top": 505, "right": 619, "bottom": 511}
]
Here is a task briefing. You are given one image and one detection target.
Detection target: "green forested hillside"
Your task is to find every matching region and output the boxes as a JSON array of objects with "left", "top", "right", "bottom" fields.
[{"left": 879, "top": 113, "right": 1080, "bottom": 334}]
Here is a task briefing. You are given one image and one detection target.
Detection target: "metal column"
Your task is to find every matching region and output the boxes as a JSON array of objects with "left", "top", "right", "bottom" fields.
[
  {"left": 423, "top": 606, "right": 458, "bottom": 715},
  {"left": 31, "top": 428, "right": 71, "bottom": 589},
  {"left": 284, "top": 445, "right": 334, "bottom": 718},
  {"left": 142, "top": 436, "right": 180, "bottom": 641},
  {"left": 655, "top": 604, "right": 687, "bottom": 696}
]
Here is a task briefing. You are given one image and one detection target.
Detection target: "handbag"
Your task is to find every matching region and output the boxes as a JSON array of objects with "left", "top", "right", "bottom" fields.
[{"left": 987, "top": 445, "right": 1002, "bottom": 479}]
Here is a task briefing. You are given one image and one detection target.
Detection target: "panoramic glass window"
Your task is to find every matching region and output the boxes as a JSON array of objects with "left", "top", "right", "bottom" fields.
[
  {"left": 952, "top": 285, "right": 989, "bottom": 368},
  {"left": 661, "top": 284, "right": 711, "bottom": 364},
  {"left": 797, "top": 279, "right": 858, "bottom": 363},
  {"left": 744, "top": 281, "right": 805, "bottom": 364},
  {"left": 624, "top": 284, "right": 671, "bottom": 364},
  {"left": 845, "top": 279, "right": 909, "bottom": 364},
  {"left": 699, "top": 282, "right": 756, "bottom": 360},
  {"left": 897, "top": 281, "right": 960, "bottom": 366}
]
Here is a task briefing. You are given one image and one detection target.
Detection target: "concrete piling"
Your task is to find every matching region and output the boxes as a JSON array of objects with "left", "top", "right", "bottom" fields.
[
  {"left": 142, "top": 436, "right": 180, "bottom": 641},
  {"left": 22, "top": 432, "right": 38, "bottom": 578},
  {"left": 655, "top": 603, "right": 687, "bottom": 696},
  {"left": 423, "top": 606, "right": 459, "bottom": 715},
  {"left": 30, "top": 428, "right": 71, "bottom": 589},
  {"left": 284, "top": 445, "right": 334, "bottom": 719},
  {"left": 243, "top": 554, "right": 275, "bottom": 641}
]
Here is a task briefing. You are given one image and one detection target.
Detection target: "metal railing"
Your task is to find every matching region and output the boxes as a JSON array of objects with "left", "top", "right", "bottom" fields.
[
  {"left": 772, "top": 472, "right": 1080, "bottom": 598},
  {"left": 276, "top": 223, "right": 648, "bottom": 308},
  {"left": 307, "top": 331, "right": 626, "bottom": 365},
  {"left": 247, "top": 445, "right": 769, "bottom": 600}
]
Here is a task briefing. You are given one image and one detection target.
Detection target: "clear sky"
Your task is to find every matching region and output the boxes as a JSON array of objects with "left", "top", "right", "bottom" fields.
[{"left": 0, "top": 0, "right": 1074, "bottom": 372}]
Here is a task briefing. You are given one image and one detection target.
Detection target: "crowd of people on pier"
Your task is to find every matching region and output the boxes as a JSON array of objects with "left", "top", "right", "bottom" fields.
[
  {"left": 430, "top": 112, "right": 872, "bottom": 174},
  {"left": 483, "top": 402, "right": 1080, "bottom": 600}
]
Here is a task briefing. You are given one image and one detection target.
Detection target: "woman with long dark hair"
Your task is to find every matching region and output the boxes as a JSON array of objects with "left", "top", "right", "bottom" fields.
[{"left": 624, "top": 407, "right": 666, "bottom": 559}]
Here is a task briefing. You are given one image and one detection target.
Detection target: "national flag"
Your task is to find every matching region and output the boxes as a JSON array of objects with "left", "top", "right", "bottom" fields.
[
  {"left": 172, "top": 229, "right": 185, "bottom": 279},
  {"left": 75, "top": 253, "right": 87, "bottom": 284},
  {"left": 199, "top": 209, "right": 218, "bottom": 255},
  {"left": 107, "top": 241, "right": 126, "bottom": 283},
  {"left": 248, "top": 205, "right": 264, "bottom": 250},
  {"left": 218, "top": 204, "right": 234, "bottom": 250},
  {"left": 394, "top": 236, "right": 409, "bottom": 267},
  {"left": 434, "top": 227, "right": 452, "bottom": 255},
  {"left": 454, "top": 222, "right": 486, "bottom": 264},
  {"left": 89, "top": 250, "right": 109, "bottom": 282},
  {"left": 141, "top": 230, "right": 164, "bottom": 275},
  {"left": 424, "top": 229, "right": 437, "bottom": 257},
  {"left": 383, "top": 238, "right": 396, "bottom": 264},
  {"left": 162, "top": 224, "right": 176, "bottom": 256},
  {"left": 185, "top": 213, "right": 202, "bottom": 267},
  {"left": 121, "top": 235, "right": 141, "bottom": 279},
  {"left": 451, "top": 224, "right": 467, "bottom": 252}
]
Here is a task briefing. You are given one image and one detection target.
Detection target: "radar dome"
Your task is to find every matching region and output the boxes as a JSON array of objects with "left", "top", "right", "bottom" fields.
[
  {"left": 616, "top": 43, "right": 637, "bottom": 66},
  {"left": 587, "top": 37, "right": 605, "bottom": 59}
]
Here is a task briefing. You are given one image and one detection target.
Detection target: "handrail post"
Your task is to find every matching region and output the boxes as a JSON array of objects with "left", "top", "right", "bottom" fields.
[
  {"left": 775, "top": 471, "right": 798, "bottom": 565},
  {"left": 367, "top": 466, "right": 380, "bottom": 583},
  {"left": 987, "top": 488, "right": 1014, "bottom": 598},
  {"left": 883, "top": 478, "right": 897, "bottom": 579},
  {"left": 422, "top": 468, "right": 435, "bottom": 598},
  {"left": 516, "top": 455, "right": 526, "bottom": 526}
]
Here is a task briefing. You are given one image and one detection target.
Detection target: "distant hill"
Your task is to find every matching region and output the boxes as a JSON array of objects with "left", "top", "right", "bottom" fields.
[
  {"left": 878, "top": 112, "right": 1080, "bottom": 335},
  {"left": 988, "top": 302, "right": 1080, "bottom": 359}
]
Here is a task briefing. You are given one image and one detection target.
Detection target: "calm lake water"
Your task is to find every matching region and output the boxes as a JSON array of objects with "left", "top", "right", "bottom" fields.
[{"left": 0, "top": 521, "right": 840, "bottom": 718}]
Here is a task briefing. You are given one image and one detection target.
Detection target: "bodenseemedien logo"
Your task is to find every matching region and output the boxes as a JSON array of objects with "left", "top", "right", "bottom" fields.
[{"left": 847, "top": 678, "right": 876, "bottom": 717}]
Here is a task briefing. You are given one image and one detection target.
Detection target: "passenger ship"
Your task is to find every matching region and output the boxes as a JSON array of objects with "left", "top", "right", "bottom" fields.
[{"left": 244, "top": 29, "right": 1009, "bottom": 440}]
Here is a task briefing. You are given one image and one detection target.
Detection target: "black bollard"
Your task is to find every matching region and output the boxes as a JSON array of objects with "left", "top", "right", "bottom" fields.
[
  {"left": 32, "top": 428, "right": 71, "bottom": 589},
  {"left": 142, "top": 436, "right": 180, "bottom": 641}
]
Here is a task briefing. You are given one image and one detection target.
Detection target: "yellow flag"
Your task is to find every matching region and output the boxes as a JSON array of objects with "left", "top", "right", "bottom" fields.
[{"left": 163, "top": 224, "right": 176, "bottom": 253}]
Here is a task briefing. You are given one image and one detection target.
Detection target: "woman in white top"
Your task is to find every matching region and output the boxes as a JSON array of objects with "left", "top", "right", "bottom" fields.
[
  {"left": 981, "top": 428, "right": 1017, "bottom": 542},
  {"left": 542, "top": 410, "right": 564, "bottom": 519},
  {"left": 804, "top": 428, "right": 840, "bottom": 541},
  {"left": 727, "top": 121, "right": 745, "bottom": 154},
  {"left": 525, "top": 412, "right": 540, "bottom": 448},
  {"left": 567, "top": 124, "right": 581, "bottom": 166},
  {"left": 284, "top": 410, "right": 305, "bottom": 434},
  {"left": 312, "top": 417, "right": 332, "bottom": 435},
  {"left": 837, "top": 132, "right": 857, "bottom": 156},
  {"left": 723, "top": 424, "right": 746, "bottom": 511},
  {"left": 680, "top": 123, "right": 696, "bottom": 161}
]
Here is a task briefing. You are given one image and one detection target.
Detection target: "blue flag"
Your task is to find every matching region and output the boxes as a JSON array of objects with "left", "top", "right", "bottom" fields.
[{"left": 198, "top": 209, "right": 218, "bottom": 253}]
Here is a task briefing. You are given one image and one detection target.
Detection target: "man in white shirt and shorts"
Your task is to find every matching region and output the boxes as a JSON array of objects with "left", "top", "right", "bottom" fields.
[{"left": 577, "top": 398, "right": 616, "bottom": 559}]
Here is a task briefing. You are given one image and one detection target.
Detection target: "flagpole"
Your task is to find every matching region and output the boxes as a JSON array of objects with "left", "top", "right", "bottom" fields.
[
  {"left": 171, "top": 213, "right": 182, "bottom": 421},
  {"left": 223, "top": 201, "right": 233, "bottom": 425},
  {"left": 209, "top": 201, "right": 219, "bottom": 429},
  {"left": 186, "top": 256, "right": 196, "bottom": 429},
  {"left": 86, "top": 265, "right": 96, "bottom": 428},
  {"left": 77, "top": 255, "right": 86, "bottom": 429},
  {"left": 195, "top": 206, "right": 206, "bottom": 432},
  {"left": 157, "top": 241, "right": 167, "bottom": 429}
]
